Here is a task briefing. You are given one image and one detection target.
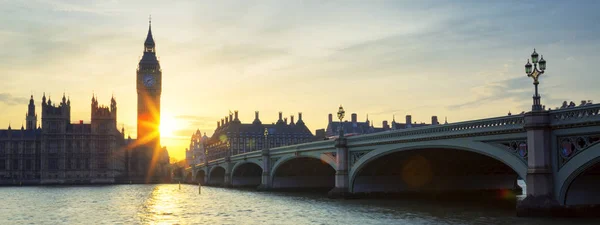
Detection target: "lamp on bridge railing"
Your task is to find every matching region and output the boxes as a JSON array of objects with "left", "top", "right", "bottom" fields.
[
  {"left": 227, "top": 141, "right": 231, "bottom": 156},
  {"left": 264, "top": 128, "right": 269, "bottom": 149},
  {"left": 525, "top": 49, "right": 547, "bottom": 111},
  {"left": 337, "top": 105, "right": 345, "bottom": 138}
]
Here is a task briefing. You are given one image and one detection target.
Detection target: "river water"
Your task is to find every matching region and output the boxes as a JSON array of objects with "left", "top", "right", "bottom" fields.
[{"left": 0, "top": 184, "right": 596, "bottom": 225}]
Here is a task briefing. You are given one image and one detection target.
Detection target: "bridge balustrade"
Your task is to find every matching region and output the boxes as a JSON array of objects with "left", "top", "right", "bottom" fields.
[
  {"left": 347, "top": 114, "right": 525, "bottom": 144},
  {"left": 549, "top": 103, "right": 600, "bottom": 127}
]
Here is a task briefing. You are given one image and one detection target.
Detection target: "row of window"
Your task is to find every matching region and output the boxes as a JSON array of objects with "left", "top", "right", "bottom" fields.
[
  {"left": 0, "top": 142, "right": 38, "bottom": 149},
  {"left": 0, "top": 159, "right": 35, "bottom": 170}
]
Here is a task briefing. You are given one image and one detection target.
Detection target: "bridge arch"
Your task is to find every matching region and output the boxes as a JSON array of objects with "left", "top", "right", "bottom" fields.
[
  {"left": 557, "top": 143, "right": 600, "bottom": 205},
  {"left": 231, "top": 160, "right": 264, "bottom": 173},
  {"left": 270, "top": 154, "right": 336, "bottom": 189},
  {"left": 208, "top": 165, "right": 226, "bottom": 186},
  {"left": 349, "top": 140, "right": 527, "bottom": 193},
  {"left": 231, "top": 162, "right": 263, "bottom": 187},
  {"left": 270, "top": 153, "right": 337, "bottom": 177}
]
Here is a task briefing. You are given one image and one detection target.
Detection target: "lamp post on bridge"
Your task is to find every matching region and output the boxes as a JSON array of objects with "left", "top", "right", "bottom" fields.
[
  {"left": 258, "top": 127, "right": 271, "bottom": 191},
  {"left": 337, "top": 105, "right": 345, "bottom": 138},
  {"left": 525, "top": 49, "right": 547, "bottom": 111},
  {"left": 517, "top": 49, "right": 560, "bottom": 216},
  {"left": 329, "top": 105, "right": 351, "bottom": 198},
  {"left": 264, "top": 128, "right": 269, "bottom": 149},
  {"left": 226, "top": 141, "right": 231, "bottom": 159}
]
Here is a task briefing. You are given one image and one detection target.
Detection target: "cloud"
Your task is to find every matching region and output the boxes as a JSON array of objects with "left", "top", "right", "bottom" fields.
[
  {"left": 0, "top": 93, "right": 28, "bottom": 106},
  {"left": 445, "top": 77, "right": 531, "bottom": 110}
]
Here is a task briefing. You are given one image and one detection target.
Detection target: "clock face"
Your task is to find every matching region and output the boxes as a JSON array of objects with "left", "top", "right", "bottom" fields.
[{"left": 143, "top": 74, "right": 155, "bottom": 87}]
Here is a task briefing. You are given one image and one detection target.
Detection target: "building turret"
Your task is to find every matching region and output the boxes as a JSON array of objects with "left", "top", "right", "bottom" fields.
[
  {"left": 233, "top": 110, "right": 240, "bottom": 123},
  {"left": 276, "top": 112, "right": 284, "bottom": 125},
  {"left": 91, "top": 96, "right": 118, "bottom": 134},
  {"left": 41, "top": 93, "right": 70, "bottom": 133},
  {"left": 296, "top": 112, "right": 305, "bottom": 126},
  {"left": 26, "top": 95, "right": 37, "bottom": 130},
  {"left": 42, "top": 93, "right": 47, "bottom": 106},
  {"left": 61, "top": 93, "right": 67, "bottom": 105},
  {"left": 253, "top": 111, "right": 262, "bottom": 125},
  {"left": 290, "top": 115, "right": 295, "bottom": 125},
  {"left": 110, "top": 95, "right": 117, "bottom": 118}
]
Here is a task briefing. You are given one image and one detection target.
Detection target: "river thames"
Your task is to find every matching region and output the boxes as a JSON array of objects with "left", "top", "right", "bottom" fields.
[{"left": 0, "top": 184, "right": 596, "bottom": 225}]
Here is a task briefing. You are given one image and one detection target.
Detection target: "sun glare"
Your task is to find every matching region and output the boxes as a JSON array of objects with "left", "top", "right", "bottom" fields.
[{"left": 160, "top": 114, "right": 177, "bottom": 138}]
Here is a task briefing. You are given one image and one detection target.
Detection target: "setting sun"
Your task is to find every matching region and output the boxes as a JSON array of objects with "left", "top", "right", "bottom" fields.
[{"left": 160, "top": 113, "right": 177, "bottom": 138}]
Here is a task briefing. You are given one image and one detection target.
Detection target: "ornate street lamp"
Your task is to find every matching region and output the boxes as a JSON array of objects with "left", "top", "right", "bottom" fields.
[
  {"left": 525, "top": 49, "right": 547, "bottom": 111},
  {"left": 337, "top": 105, "right": 345, "bottom": 138},
  {"left": 264, "top": 128, "right": 269, "bottom": 149},
  {"left": 227, "top": 141, "right": 231, "bottom": 157}
]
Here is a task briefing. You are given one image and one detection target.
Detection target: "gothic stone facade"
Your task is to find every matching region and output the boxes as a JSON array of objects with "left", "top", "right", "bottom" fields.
[
  {"left": 0, "top": 95, "right": 127, "bottom": 185},
  {"left": 187, "top": 111, "right": 315, "bottom": 164}
]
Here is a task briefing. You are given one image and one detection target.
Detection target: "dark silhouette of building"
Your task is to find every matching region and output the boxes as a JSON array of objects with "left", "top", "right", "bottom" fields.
[
  {"left": 129, "top": 19, "right": 170, "bottom": 183},
  {"left": 325, "top": 113, "right": 440, "bottom": 138},
  {"left": 189, "top": 111, "right": 314, "bottom": 163},
  {"left": 0, "top": 94, "right": 127, "bottom": 185}
]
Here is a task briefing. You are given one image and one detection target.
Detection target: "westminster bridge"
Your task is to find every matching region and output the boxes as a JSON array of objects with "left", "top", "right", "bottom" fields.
[{"left": 185, "top": 104, "right": 600, "bottom": 215}]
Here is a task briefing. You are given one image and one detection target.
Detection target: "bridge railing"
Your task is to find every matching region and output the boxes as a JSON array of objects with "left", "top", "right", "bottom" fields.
[
  {"left": 347, "top": 114, "right": 525, "bottom": 144},
  {"left": 193, "top": 114, "right": 530, "bottom": 168},
  {"left": 195, "top": 139, "right": 335, "bottom": 167},
  {"left": 549, "top": 103, "right": 600, "bottom": 127}
]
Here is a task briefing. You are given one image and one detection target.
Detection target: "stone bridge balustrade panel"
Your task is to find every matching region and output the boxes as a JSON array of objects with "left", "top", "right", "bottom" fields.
[
  {"left": 346, "top": 115, "right": 525, "bottom": 147},
  {"left": 550, "top": 104, "right": 600, "bottom": 128}
]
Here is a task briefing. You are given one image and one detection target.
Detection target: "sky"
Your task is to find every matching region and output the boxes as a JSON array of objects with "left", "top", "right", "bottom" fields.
[{"left": 1, "top": 0, "right": 600, "bottom": 161}]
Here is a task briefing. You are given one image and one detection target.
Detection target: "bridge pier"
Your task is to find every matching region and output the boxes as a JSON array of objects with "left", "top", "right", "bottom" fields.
[
  {"left": 203, "top": 169, "right": 209, "bottom": 184},
  {"left": 224, "top": 157, "right": 232, "bottom": 188},
  {"left": 329, "top": 137, "right": 352, "bottom": 198},
  {"left": 517, "top": 111, "right": 561, "bottom": 216},
  {"left": 257, "top": 148, "right": 271, "bottom": 191}
]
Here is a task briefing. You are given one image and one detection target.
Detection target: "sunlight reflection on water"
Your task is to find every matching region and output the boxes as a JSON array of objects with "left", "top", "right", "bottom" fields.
[{"left": 0, "top": 184, "right": 594, "bottom": 225}]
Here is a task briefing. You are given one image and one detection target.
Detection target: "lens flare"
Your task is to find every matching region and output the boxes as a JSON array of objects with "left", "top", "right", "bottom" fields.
[{"left": 401, "top": 155, "right": 433, "bottom": 189}]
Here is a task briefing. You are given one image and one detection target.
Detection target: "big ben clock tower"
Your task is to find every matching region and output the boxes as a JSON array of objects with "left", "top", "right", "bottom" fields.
[{"left": 135, "top": 19, "right": 162, "bottom": 179}]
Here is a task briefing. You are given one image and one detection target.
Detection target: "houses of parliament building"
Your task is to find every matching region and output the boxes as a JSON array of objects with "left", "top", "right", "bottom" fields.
[
  {"left": 0, "top": 21, "right": 170, "bottom": 184},
  {"left": 0, "top": 94, "right": 127, "bottom": 184}
]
